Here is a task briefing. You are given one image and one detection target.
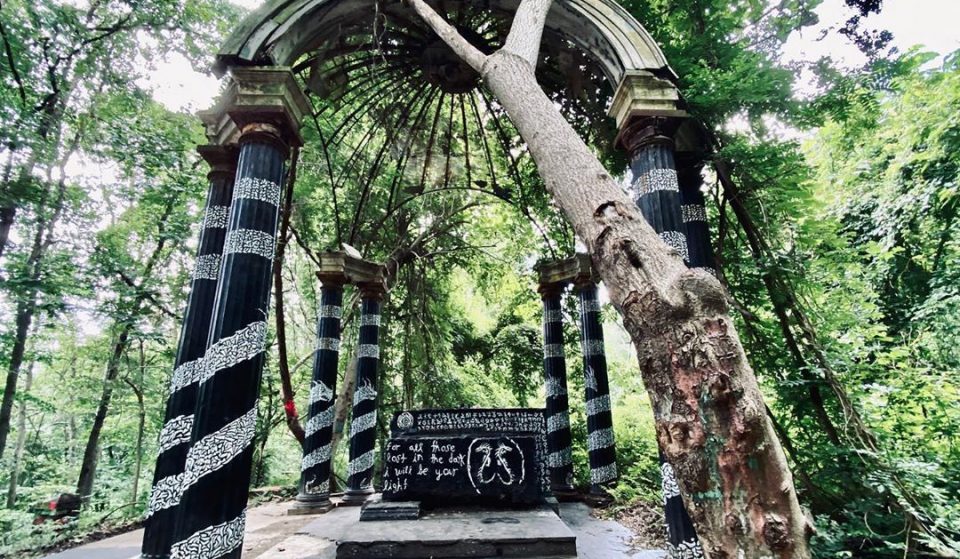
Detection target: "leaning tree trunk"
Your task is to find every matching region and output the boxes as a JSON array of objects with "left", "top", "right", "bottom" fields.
[
  {"left": 408, "top": 0, "right": 812, "bottom": 555},
  {"left": 76, "top": 326, "right": 130, "bottom": 500}
]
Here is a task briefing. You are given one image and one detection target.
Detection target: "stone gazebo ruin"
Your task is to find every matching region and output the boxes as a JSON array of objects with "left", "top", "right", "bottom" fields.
[{"left": 141, "top": 0, "right": 715, "bottom": 557}]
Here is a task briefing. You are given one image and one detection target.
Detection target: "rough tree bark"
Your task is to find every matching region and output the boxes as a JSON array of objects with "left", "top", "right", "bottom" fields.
[{"left": 406, "top": 0, "right": 812, "bottom": 556}]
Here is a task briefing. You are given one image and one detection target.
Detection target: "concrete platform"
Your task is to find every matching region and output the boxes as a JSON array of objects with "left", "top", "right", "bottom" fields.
[
  {"left": 336, "top": 505, "right": 576, "bottom": 558},
  {"left": 38, "top": 500, "right": 665, "bottom": 559}
]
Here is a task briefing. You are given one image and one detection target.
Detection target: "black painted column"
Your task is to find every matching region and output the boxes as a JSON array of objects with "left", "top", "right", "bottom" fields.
[
  {"left": 343, "top": 283, "right": 385, "bottom": 503},
  {"left": 540, "top": 283, "right": 574, "bottom": 493},
  {"left": 292, "top": 275, "right": 346, "bottom": 513},
  {"left": 623, "top": 117, "right": 703, "bottom": 559},
  {"left": 169, "top": 123, "right": 288, "bottom": 559},
  {"left": 678, "top": 157, "right": 715, "bottom": 273},
  {"left": 141, "top": 146, "right": 236, "bottom": 559},
  {"left": 626, "top": 119, "right": 688, "bottom": 264},
  {"left": 574, "top": 280, "right": 618, "bottom": 492}
]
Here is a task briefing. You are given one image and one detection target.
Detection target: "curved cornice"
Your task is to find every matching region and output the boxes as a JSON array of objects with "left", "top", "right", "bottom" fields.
[{"left": 217, "top": 0, "right": 676, "bottom": 85}]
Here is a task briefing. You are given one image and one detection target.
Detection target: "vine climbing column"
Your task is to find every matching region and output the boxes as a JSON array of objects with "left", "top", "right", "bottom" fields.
[
  {"left": 538, "top": 278, "right": 574, "bottom": 494},
  {"left": 572, "top": 260, "right": 618, "bottom": 493},
  {"left": 344, "top": 278, "right": 387, "bottom": 503},
  {"left": 167, "top": 67, "right": 309, "bottom": 559},
  {"left": 292, "top": 265, "right": 348, "bottom": 513},
  {"left": 141, "top": 144, "right": 236, "bottom": 559}
]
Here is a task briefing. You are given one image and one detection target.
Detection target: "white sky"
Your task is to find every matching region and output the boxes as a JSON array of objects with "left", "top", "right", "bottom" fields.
[{"left": 143, "top": 0, "right": 960, "bottom": 113}]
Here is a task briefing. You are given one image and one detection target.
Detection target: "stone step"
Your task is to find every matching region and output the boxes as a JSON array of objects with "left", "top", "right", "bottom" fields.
[{"left": 336, "top": 506, "right": 577, "bottom": 559}]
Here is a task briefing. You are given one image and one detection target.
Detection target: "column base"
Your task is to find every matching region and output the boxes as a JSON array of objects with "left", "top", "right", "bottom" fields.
[
  {"left": 585, "top": 485, "right": 614, "bottom": 507},
  {"left": 341, "top": 487, "right": 375, "bottom": 505},
  {"left": 551, "top": 485, "right": 579, "bottom": 502},
  {"left": 288, "top": 492, "right": 334, "bottom": 515}
]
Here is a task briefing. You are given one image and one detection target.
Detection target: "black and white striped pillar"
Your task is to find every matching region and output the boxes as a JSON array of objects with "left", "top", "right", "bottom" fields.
[
  {"left": 169, "top": 124, "right": 288, "bottom": 559},
  {"left": 292, "top": 278, "right": 345, "bottom": 512},
  {"left": 624, "top": 118, "right": 703, "bottom": 559},
  {"left": 343, "top": 285, "right": 384, "bottom": 503},
  {"left": 540, "top": 283, "right": 574, "bottom": 493},
  {"left": 574, "top": 281, "right": 618, "bottom": 492},
  {"left": 627, "top": 124, "right": 688, "bottom": 265},
  {"left": 141, "top": 146, "right": 236, "bottom": 559},
  {"left": 678, "top": 157, "right": 715, "bottom": 273}
]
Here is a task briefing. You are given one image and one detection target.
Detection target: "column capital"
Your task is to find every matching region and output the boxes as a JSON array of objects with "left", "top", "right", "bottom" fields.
[
  {"left": 617, "top": 116, "right": 683, "bottom": 159},
  {"left": 357, "top": 281, "right": 387, "bottom": 301},
  {"left": 537, "top": 282, "right": 566, "bottom": 299},
  {"left": 196, "top": 144, "right": 239, "bottom": 180},
  {"left": 608, "top": 70, "right": 686, "bottom": 131},
  {"left": 207, "top": 66, "right": 311, "bottom": 149},
  {"left": 317, "top": 251, "right": 387, "bottom": 295}
]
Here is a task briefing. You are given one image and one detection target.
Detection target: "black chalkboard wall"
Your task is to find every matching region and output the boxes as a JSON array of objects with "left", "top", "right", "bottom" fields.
[{"left": 381, "top": 409, "right": 550, "bottom": 506}]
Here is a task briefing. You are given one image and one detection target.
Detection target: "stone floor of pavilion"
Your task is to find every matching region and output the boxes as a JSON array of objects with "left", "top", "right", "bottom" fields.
[{"left": 40, "top": 497, "right": 666, "bottom": 559}]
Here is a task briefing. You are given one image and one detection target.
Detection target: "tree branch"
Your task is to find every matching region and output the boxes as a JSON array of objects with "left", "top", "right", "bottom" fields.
[
  {"left": 0, "top": 20, "right": 27, "bottom": 107},
  {"left": 501, "top": 0, "right": 552, "bottom": 66},
  {"left": 405, "top": 0, "right": 487, "bottom": 71}
]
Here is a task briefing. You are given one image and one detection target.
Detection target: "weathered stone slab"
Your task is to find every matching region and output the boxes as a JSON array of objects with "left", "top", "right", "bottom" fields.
[
  {"left": 359, "top": 499, "right": 420, "bottom": 521},
  {"left": 336, "top": 505, "right": 577, "bottom": 559},
  {"left": 381, "top": 409, "right": 550, "bottom": 506}
]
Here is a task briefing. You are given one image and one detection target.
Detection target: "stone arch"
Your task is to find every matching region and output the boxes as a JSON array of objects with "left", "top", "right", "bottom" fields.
[{"left": 217, "top": 0, "right": 676, "bottom": 87}]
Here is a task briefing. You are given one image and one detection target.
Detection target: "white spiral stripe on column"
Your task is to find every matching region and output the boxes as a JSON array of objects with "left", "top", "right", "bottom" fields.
[
  {"left": 147, "top": 408, "right": 256, "bottom": 517},
  {"left": 681, "top": 204, "right": 707, "bottom": 223},
  {"left": 350, "top": 411, "right": 376, "bottom": 435},
  {"left": 581, "top": 298, "right": 601, "bottom": 313},
  {"left": 660, "top": 461, "right": 682, "bottom": 503},
  {"left": 545, "top": 377, "right": 567, "bottom": 398},
  {"left": 179, "top": 407, "right": 256, "bottom": 495},
  {"left": 233, "top": 176, "right": 281, "bottom": 206},
  {"left": 158, "top": 414, "right": 194, "bottom": 454},
  {"left": 543, "top": 309, "right": 562, "bottom": 323},
  {"left": 582, "top": 339, "right": 606, "bottom": 357},
  {"left": 301, "top": 443, "right": 332, "bottom": 471},
  {"left": 309, "top": 380, "right": 334, "bottom": 405},
  {"left": 585, "top": 366, "right": 599, "bottom": 392},
  {"left": 200, "top": 321, "right": 268, "bottom": 386},
  {"left": 547, "top": 413, "right": 570, "bottom": 434},
  {"left": 170, "top": 509, "right": 247, "bottom": 559},
  {"left": 224, "top": 228, "right": 276, "bottom": 260},
  {"left": 192, "top": 253, "right": 221, "bottom": 281},
  {"left": 316, "top": 337, "right": 340, "bottom": 352},
  {"left": 146, "top": 472, "right": 184, "bottom": 517},
  {"left": 353, "top": 379, "right": 377, "bottom": 403},
  {"left": 543, "top": 343, "right": 564, "bottom": 358},
  {"left": 318, "top": 304, "right": 342, "bottom": 319},
  {"left": 591, "top": 463, "right": 618, "bottom": 485},
  {"left": 634, "top": 168, "right": 679, "bottom": 196},
  {"left": 348, "top": 450, "right": 376, "bottom": 476},
  {"left": 169, "top": 357, "right": 204, "bottom": 395},
  {"left": 203, "top": 205, "right": 230, "bottom": 229},
  {"left": 304, "top": 408, "right": 334, "bottom": 437},
  {"left": 547, "top": 448, "right": 573, "bottom": 468},
  {"left": 659, "top": 231, "right": 689, "bottom": 262},
  {"left": 360, "top": 313, "right": 381, "bottom": 326},
  {"left": 586, "top": 395, "right": 611, "bottom": 416},
  {"left": 588, "top": 427, "right": 615, "bottom": 452},
  {"left": 357, "top": 344, "right": 380, "bottom": 359},
  {"left": 669, "top": 539, "right": 706, "bottom": 559}
]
